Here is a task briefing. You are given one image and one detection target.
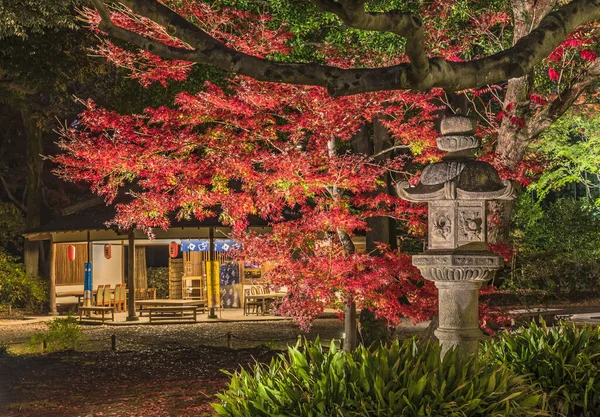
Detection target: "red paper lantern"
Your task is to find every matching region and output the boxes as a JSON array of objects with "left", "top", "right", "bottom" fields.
[
  {"left": 103, "top": 244, "right": 112, "bottom": 260},
  {"left": 67, "top": 245, "right": 76, "bottom": 261},
  {"left": 169, "top": 241, "right": 179, "bottom": 258}
]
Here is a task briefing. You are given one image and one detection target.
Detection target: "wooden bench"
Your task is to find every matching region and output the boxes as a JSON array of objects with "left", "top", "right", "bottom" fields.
[
  {"left": 148, "top": 306, "right": 198, "bottom": 323},
  {"left": 137, "top": 300, "right": 206, "bottom": 316},
  {"left": 79, "top": 306, "right": 115, "bottom": 323}
]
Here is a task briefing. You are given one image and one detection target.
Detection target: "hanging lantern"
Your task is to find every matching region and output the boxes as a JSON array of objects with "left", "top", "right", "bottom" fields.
[
  {"left": 169, "top": 241, "right": 179, "bottom": 258},
  {"left": 67, "top": 245, "right": 76, "bottom": 261},
  {"left": 103, "top": 244, "right": 112, "bottom": 260}
]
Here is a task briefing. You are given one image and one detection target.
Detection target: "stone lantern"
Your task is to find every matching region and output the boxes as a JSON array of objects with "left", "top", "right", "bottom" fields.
[{"left": 396, "top": 115, "right": 516, "bottom": 356}]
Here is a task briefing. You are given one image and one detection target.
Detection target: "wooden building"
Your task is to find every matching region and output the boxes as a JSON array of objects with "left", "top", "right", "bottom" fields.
[{"left": 23, "top": 203, "right": 272, "bottom": 314}]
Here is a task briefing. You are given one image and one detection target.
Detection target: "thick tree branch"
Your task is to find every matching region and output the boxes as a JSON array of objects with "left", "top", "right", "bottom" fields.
[
  {"left": 528, "top": 60, "right": 600, "bottom": 137},
  {"left": 309, "top": 0, "right": 429, "bottom": 80},
  {"left": 497, "top": 59, "right": 600, "bottom": 168},
  {"left": 92, "top": 0, "right": 600, "bottom": 96}
]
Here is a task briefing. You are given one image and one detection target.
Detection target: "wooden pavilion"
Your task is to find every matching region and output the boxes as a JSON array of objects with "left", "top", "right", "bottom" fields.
[{"left": 23, "top": 201, "right": 274, "bottom": 316}]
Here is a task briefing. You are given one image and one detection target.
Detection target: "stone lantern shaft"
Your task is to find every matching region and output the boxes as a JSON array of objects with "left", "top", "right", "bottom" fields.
[{"left": 397, "top": 115, "right": 516, "bottom": 356}]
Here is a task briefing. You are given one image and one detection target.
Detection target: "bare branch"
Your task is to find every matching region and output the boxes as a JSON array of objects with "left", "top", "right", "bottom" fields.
[
  {"left": 91, "top": 0, "right": 600, "bottom": 96},
  {"left": 370, "top": 145, "right": 411, "bottom": 160}
]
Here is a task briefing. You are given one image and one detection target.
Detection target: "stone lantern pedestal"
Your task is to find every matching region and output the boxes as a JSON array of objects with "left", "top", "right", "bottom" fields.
[{"left": 397, "top": 115, "right": 516, "bottom": 356}]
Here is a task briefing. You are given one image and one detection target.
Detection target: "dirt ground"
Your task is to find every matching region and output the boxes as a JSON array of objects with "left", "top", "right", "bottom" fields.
[{"left": 0, "top": 318, "right": 345, "bottom": 417}]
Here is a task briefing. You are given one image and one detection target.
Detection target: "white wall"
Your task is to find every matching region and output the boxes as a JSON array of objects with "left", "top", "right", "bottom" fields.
[{"left": 92, "top": 243, "right": 123, "bottom": 287}]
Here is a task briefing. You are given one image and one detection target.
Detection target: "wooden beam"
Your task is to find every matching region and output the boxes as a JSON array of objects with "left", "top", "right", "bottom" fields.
[
  {"left": 48, "top": 241, "right": 58, "bottom": 316},
  {"left": 22, "top": 232, "right": 51, "bottom": 241}
]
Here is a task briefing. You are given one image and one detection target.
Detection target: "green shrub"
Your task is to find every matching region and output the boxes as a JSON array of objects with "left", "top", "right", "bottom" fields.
[
  {"left": 0, "top": 249, "right": 46, "bottom": 314},
  {"left": 28, "top": 316, "right": 86, "bottom": 353},
  {"left": 0, "top": 341, "right": 9, "bottom": 357},
  {"left": 506, "top": 195, "right": 600, "bottom": 294},
  {"left": 483, "top": 320, "right": 600, "bottom": 417},
  {"left": 213, "top": 338, "right": 542, "bottom": 417},
  {"left": 147, "top": 266, "right": 169, "bottom": 299},
  {"left": 0, "top": 202, "right": 24, "bottom": 254}
]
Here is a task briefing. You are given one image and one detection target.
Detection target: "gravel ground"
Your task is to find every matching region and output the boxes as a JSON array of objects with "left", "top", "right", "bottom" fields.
[
  {"left": 0, "top": 317, "right": 346, "bottom": 416},
  {"left": 0, "top": 317, "right": 345, "bottom": 353}
]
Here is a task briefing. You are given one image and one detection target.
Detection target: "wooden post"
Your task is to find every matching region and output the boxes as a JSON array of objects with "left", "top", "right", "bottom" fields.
[
  {"left": 208, "top": 227, "right": 217, "bottom": 319},
  {"left": 126, "top": 230, "right": 139, "bottom": 321},
  {"left": 48, "top": 241, "right": 58, "bottom": 316}
]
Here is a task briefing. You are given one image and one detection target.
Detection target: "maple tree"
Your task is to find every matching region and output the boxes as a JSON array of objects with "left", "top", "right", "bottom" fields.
[
  {"left": 80, "top": 0, "right": 600, "bottom": 215},
  {"left": 53, "top": 1, "right": 516, "bottom": 347},
  {"left": 53, "top": 0, "right": 600, "bottom": 345}
]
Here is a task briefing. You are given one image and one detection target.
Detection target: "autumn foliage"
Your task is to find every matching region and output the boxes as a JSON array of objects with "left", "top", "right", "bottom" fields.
[{"left": 54, "top": 1, "right": 522, "bottom": 331}]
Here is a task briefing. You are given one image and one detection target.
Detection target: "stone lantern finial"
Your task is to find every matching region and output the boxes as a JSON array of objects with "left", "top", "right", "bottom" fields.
[{"left": 396, "top": 115, "right": 516, "bottom": 356}]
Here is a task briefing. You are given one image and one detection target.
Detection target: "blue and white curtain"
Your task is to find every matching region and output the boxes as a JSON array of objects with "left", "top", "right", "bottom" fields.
[{"left": 180, "top": 239, "right": 241, "bottom": 252}]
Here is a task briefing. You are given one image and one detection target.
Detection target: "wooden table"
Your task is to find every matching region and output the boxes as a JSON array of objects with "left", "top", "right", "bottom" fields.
[
  {"left": 245, "top": 293, "right": 285, "bottom": 315},
  {"left": 78, "top": 306, "right": 114, "bottom": 323},
  {"left": 136, "top": 299, "right": 207, "bottom": 317}
]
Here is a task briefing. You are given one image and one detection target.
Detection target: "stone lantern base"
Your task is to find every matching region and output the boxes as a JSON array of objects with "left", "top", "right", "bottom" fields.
[{"left": 413, "top": 250, "right": 502, "bottom": 356}]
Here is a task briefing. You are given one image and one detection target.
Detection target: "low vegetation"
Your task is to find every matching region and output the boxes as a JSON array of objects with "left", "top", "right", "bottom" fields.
[
  {"left": 28, "top": 316, "right": 86, "bottom": 353},
  {"left": 213, "top": 338, "right": 542, "bottom": 417},
  {"left": 147, "top": 267, "right": 169, "bottom": 299},
  {"left": 506, "top": 196, "right": 600, "bottom": 296},
  {"left": 215, "top": 320, "right": 600, "bottom": 417},
  {"left": 484, "top": 320, "right": 600, "bottom": 417},
  {"left": 0, "top": 340, "right": 9, "bottom": 357},
  {"left": 0, "top": 249, "right": 46, "bottom": 315}
]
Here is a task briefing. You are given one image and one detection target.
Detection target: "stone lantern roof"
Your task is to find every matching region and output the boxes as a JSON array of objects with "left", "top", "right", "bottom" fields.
[{"left": 396, "top": 115, "right": 516, "bottom": 202}]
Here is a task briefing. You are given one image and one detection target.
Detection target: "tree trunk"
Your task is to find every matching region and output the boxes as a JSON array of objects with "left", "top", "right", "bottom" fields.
[
  {"left": 497, "top": 79, "right": 533, "bottom": 170},
  {"left": 359, "top": 117, "right": 397, "bottom": 345},
  {"left": 328, "top": 136, "right": 359, "bottom": 351},
  {"left": 488, "top": 199, "right": 518, "bottom": 244},
  {"left": 21, "top": 107, "right": 43, "bottom": 278},
  {"left": 492, "top": 0, "right": 552, "bottom": 242},
  {"left": 343, "top": 302, "right": 358, "bottom": 351}
]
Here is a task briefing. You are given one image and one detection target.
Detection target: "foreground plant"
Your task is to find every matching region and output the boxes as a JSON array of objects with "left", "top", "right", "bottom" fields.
[
  {"left": 483, "top": 320, "right": 600, "bottom": 417},
  {"left": 28, "top": 316, "right": 86, "bottom": 353},
  {"left": 0, "top": 341, "right": 9, "bottom": 357},
  {"left": 0, "top": 249, "right": 46, "bottom": 315},
  {"left": 213, "top": 338, "right": 542, "bottom": 417}
]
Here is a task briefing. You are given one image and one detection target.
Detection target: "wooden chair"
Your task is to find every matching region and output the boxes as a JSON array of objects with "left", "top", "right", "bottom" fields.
[
  {"left": 136, "top": 288, "right": 149, "bottom": 301},
  {"left": 114, "top": 284, "right": 126, "bottom": 312},
  {"left": 103, "top": 284, "right": 112, "bottom": 307},
  {"left": 244, "top": 288, "right": 262, "bottom": 316},
  {"left": 95, "top": 285, "right": 105, "bottom": 306},
  {"left": 113, "top": 284, "right": 120, "bottom": 312},
  {"left": 147, "top": 288, "right": 157, "bottom": 300}
]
